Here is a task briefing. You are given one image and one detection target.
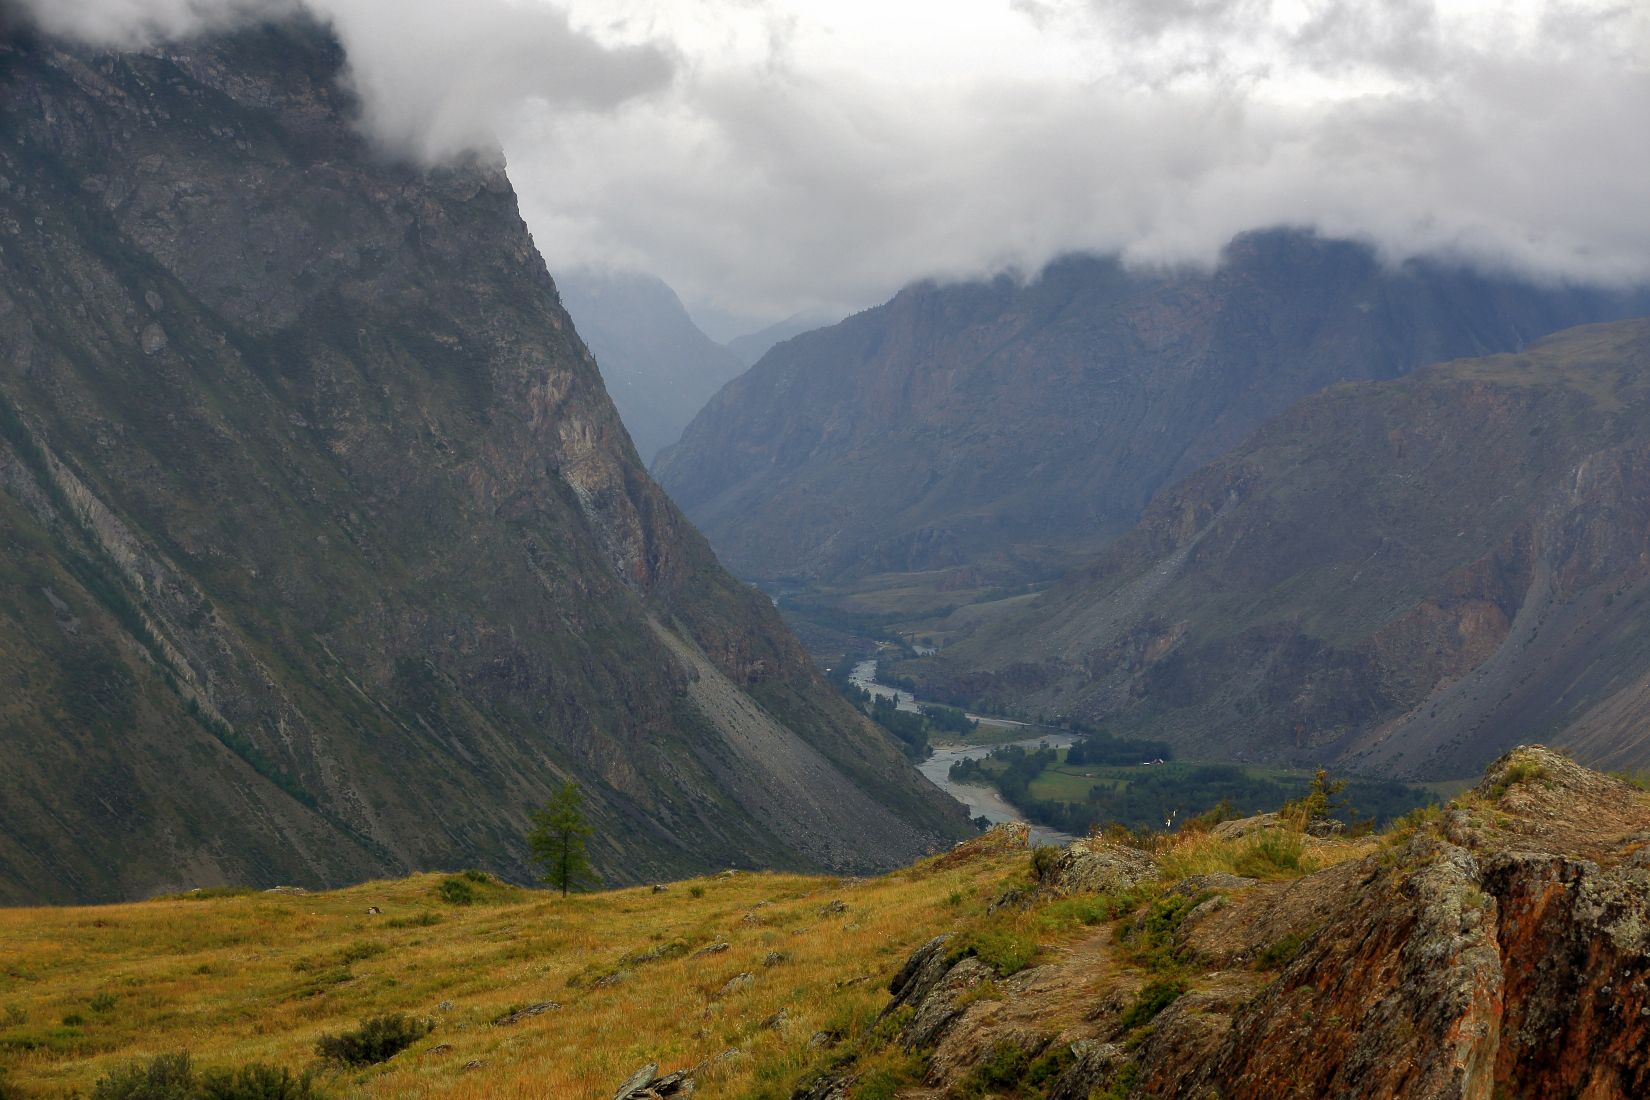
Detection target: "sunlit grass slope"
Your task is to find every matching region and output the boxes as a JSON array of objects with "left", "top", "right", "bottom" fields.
[{"left": 0, "top": 853, "right": 1026, "bottom": 1098}]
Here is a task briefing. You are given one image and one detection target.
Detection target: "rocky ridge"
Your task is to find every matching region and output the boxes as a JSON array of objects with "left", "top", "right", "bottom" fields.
[
  {"left": 656, "top": 233, "right": 1646, "bottom": 592},
  {"left": 0, "top": 17, "right": 965, "bottom": 904},
  {"left": 799, "top": 747, "right": 1650, "bottom": 1099}
]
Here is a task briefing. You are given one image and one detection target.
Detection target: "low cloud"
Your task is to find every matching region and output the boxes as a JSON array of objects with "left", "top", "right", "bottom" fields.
[
  {"left": 8, "top": 0, "right": 674, "bottom": 162},
  {"left": 10, "top": 0, "right": 1648, "bottom": 322}
]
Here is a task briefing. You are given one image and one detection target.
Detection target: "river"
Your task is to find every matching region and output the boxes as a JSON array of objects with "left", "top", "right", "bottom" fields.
[{"left": 851, "top": 659, "right": 1078, "bottom": 846}]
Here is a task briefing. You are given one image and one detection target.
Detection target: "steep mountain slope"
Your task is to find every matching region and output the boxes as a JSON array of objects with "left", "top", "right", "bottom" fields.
[
  {"left": 725, "top": 309, "right": 838, "bottom": 368},
  {"left": 0, "top": 18, "right": 966, "bottom": 905},
  {"left": 925, "top": 319, "right": 1650, "bottom": 779},
  {"left": 655, "top": 234, "right": 1644, "bottom": 589},
  {"left": 555, "top": 268, "right": 746, "bottom": 462}
]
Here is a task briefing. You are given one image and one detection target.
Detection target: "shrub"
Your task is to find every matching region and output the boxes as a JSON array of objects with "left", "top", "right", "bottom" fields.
[
  {"left": 1094, "top": 1062, "right": 1140, "bottom": 1100},
  {"left": 1119, "top": 892, "right": 1206, "bottom": 971},
  {"left": 1119, "top": 979, "right": 1187, "bottom": 1031},
  {"left": 953, "top": 924, "right": 1041, "bottom": 977},
  {"left": 314, "top": 1014, "right": 433, "bottom": 1066},
  {"left": 1029, "top": 844, "right": 1060, "bottom": 881},
  {"left": 437, "top": 877, "right": 474, "bottom": 906},
  {"left": 90, "top": 993, "right": 117, "bottom": 1013},
  {"left": 688, "top": 885, "right": 705, "bottom": 899},
  {"left": 958, "top": 1040, "right": 1031, "bottom": 1095},
  {"left": 459, "top": 869, "right": 492, "bottom": 884},
  {"left": 195, "top": 1063, "right": 326, "bottom": 1099},
  {"left": 1255, "top": 931, "right": 1309, "bottom": 970},
  {"left": 1232, "top": 831, "right": 1304, "bottom": 879},
  {"left": 383, "top": 912, "right": 441, "bottom": 930},
  {"left": 1489, "top": 759, "right": 1548, "bottom": 799},
  {"left": 90, "top": 1051, "right": 325, "bottom": 1099},
  {"left": 61, "top": 1013, "right": 85, "bottom": 1027},
  {"left": 1281, "top": 769, "right": 1347, "bottom": 831}
]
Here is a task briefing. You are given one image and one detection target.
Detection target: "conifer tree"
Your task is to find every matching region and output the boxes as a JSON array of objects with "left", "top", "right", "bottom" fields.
[{"left": 527, "top": 782, "right": 600, "bottom": 897}]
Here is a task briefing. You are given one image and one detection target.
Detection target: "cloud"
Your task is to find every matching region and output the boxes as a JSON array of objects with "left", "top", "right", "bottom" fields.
[
  {"left": 315, "top": 0, "right": 673, "bottom": 162},
  {"left": 511, "top": 0, "right": 1650, "bottom": 318},
  {"left": 5, "top": 0, "right": 305, "bottom": 45},
  {"left": 9, "top": 0, "right": 1648, "bottom": 322},
  {"left": 8, "top": 0, "right": 675, "bottom": 162}
]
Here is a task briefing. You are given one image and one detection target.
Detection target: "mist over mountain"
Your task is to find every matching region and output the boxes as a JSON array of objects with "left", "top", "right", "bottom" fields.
[
  {"left": 656, "top": 232, "right": 1646, "bottom": 596},
  {"left": 556, "top": 268, "right": 745, "bottom": 463},
  {"left": 725, "top": 311, "right": 841, "bottom": 369},
  {"left": 0, "top": 16, "right": 964, "bottom": 905}
]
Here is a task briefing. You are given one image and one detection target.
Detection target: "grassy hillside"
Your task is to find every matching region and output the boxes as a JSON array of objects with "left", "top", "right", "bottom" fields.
[
  {"left": 0, "top": 851, "right": 1029, "bottom": 1099},
  {"left": 0, "top": 802, "right": 1422, "bottom": 1100},
  {"left": 14, "top": 748, "right": 1632, "bottom": 1100}
]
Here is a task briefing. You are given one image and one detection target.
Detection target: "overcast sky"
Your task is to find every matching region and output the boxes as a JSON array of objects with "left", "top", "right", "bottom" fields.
[{"left": 13, "top": 0, "right": 1650, "bottom": 330}]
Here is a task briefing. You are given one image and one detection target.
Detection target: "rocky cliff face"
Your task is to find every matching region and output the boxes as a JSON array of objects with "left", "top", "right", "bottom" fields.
[
  {"left": 0, "top": 17, "right": 966, "bottom": 905},
  {"left": 555, "top": 268, "right": 746, "bottom": 463},
  {"left": 804, "top": 747, "right": 1650, "bottom": 1099},
  {"left": 925, "top": 319, "right": 1650, "bottom": 778},
  {"left": 655, "top": 233, "right": 1644, "bottom": 590}
]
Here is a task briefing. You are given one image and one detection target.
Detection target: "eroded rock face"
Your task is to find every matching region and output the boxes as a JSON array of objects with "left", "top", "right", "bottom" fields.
[
  {"left": 844, "top": 748, "right": 1650, "bottom": 1100},
  {"left": 1037, "top": 837, "right": 1157, "bottom": 898},
  {"left": 0, "top": 18, "right": 967, "bottom": 904}
]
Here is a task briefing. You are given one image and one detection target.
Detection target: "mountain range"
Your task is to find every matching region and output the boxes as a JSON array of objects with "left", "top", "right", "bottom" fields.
[
  {"left": 656, "top": 234, "right": 1646, "bottom": 599},
  {"left": 555, "top": 268, "right": 746, "bottom": 463},
  {"left": 916, "top": 318, "right": 1650, "bottom": 778},
  {"left": 0, "top": 17, "right": 965, "bottom": 904}
]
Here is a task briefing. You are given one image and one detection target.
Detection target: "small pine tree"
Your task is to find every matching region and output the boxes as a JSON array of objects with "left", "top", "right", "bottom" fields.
[{"left": 527, "top": 781, "right": 600, "bottom": 897}]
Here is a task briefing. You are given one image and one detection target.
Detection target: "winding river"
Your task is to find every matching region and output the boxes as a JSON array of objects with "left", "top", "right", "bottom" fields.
[{"left": 851, "top": 659, "right": 1078, "bottom": 846}]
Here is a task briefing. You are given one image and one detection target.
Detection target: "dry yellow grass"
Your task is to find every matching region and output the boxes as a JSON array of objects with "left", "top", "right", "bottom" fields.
[{"left": 0, "top": 856, "right": 1023, "bottom": 1099}]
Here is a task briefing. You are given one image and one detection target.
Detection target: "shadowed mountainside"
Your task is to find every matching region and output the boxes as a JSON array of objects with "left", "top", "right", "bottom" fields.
[
  {"left": 656, "top": 234, "right": 1646, "bottom": 594},
  {"left": 922, "top": 319, "right": 1650, "bottom": 779},
  {"left": 555, "top": 268, "right": 746, "bottom": 463},
  {"left": 0, "top": 17, "right": 966, "bottom": 904}
]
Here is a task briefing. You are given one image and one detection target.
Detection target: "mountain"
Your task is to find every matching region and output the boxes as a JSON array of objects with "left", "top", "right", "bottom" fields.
[
  {"left": 0, "top": 17, "right": 966, "bottom": 905},
  {"left": 921, "top": 319, "right": 1650, "bottom": 779},
  {"left": 555, "top": 268, "right": 746, "bottom": 463},
  {"left": 6, "top": 746, "right": 1645, "bottom": 1099},
  {"left": 725, "top": 310, "right": 838, "bottom": 367},
  {"left": 654, "top": 234, "right": 1645, "bottom": 597}
]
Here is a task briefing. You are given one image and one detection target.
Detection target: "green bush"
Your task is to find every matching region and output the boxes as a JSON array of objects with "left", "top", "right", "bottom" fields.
[
  {"left": 313, "top": 1014, "right": 432, "bottom": 1066},
  {"left": 1119, "top": 979, "right": 1187, "bottom": 1031},
  {"left": 1489, "top": 759, "right": 1548, "bottom": 799},
  {"left": 383, "top": 912, "right": 441, "bottom": 930},
  {"left": 953, "top": 925, "right": 1041, "bottom": 977},
  {"left": 90, "top": 1052, "right": 325, "bottom": 1099},
  {"left": 1255, "top": 931, "right": 1309, "bottom": 970},
  {"left": 1232, "top": 831, "right": 1303, "bottom": 878},
  {"left": 1029, "top": 844, "right": 1059, "bottom": 881},
  {"left": 1119, "top": 892, "right": 1206, "bottom": 971},
  {"left": 437, "top": 877, "right": 474, "bottom": 906},
  {"left": 90, "top": 992, "right": 118, "bottom": 1013}
]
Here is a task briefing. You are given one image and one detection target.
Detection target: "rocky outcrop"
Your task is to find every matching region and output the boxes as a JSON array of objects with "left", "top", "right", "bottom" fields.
[
  {"left": 831, "top": 747, "right": 1650, "bottom": 1099},
  {"left": 0, "top": 17, "right": 966, "bottom": 904}
]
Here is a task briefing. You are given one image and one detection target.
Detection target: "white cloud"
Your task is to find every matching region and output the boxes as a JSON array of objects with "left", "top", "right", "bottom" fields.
[{"left": 11, "top": 0, "right": 1649, "bottom": 321}]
